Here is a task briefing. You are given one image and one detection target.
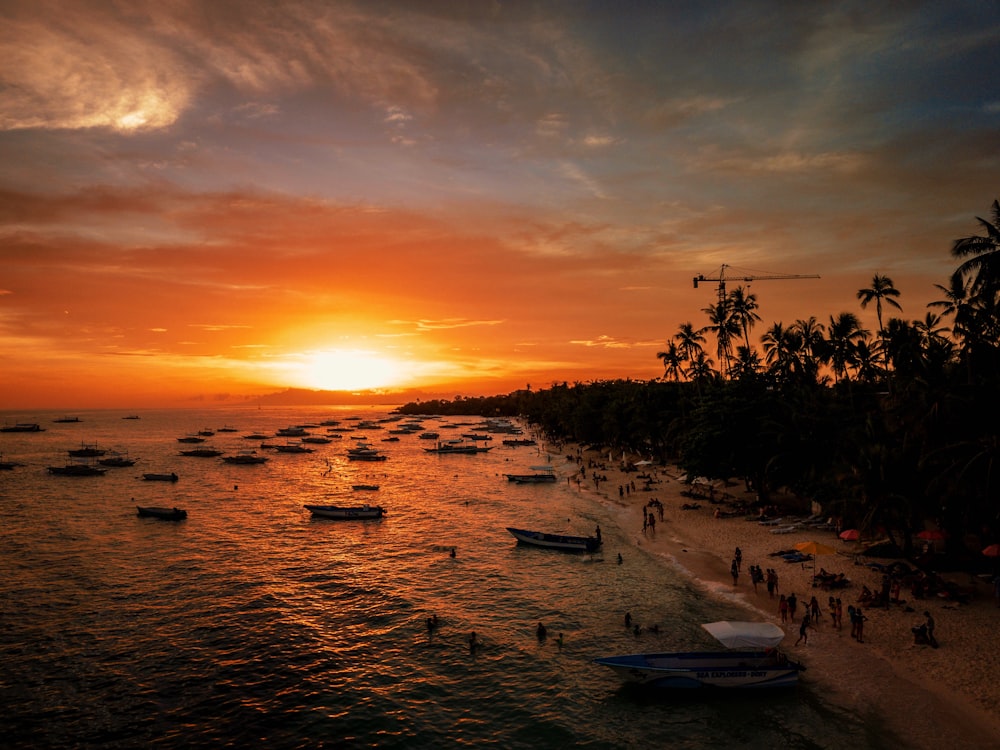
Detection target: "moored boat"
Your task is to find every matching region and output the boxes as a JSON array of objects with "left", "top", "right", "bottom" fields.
[
  {"left": 48, "top": 463, "right": 107, "bottom": 476},
  {"left": 99, "top": 451, "right": 137, "bottom": 467},
  {"left": 143, "top": 472, "right": 179, "bottom": 482},
  {"left": 179, "top": 448, "right": 224, "bottom": 457},
  {"left": 136, "top": 506, "right": 187, "bottom": 521},
  {"left": 1, "top": 423, "right": 44, "bottom": 432},
  {"left": 274, "top": 442, "right": 314, "bottom": 453},
  {"left": 424, "top": 440, "right": 492, "bottom": 454},
  {"left": 505, "top": 466, "right": 557, "bottom": 483},
  {"left": 593, "top": 621, "right": 805, "bottom": 689},
  {"left": 352, "top": 484, "right": 380, "bottom": 491},
  {"left": 222, "top": 450, "right": 268, "bottom": 464},
  {"left": 304, "top": 504, "right": 385, "bottom": 520},
  {"left": 68, "top": 444, "right": 106, "bottom": 457},
  {"left": 506, "top": 527, "right": 601, "bottom": 553}
]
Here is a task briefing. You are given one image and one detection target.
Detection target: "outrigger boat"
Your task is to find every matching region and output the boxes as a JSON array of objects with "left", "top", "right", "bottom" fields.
[
  {"left": 304, "top": 504, "right": 385, "bottom": 520},
  {"left": 505, "top": 466, "right": 557, "bottom": 483},
  {"left": 506, "top": 527, "right": 601, "bottom": 553},
  {"left": 47, "top": 463, "right": 106, "bottom": 476},
  {"left": 593, "top": 621, "right": 805, "bottom": 689},
  {"left": 424, "top": 440, "right": 493, "bottom": 454}
]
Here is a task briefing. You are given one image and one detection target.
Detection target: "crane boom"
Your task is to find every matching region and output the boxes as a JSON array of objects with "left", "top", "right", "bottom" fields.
[{"left": 693, "top": 263, "right": 820, "bottom": 303}]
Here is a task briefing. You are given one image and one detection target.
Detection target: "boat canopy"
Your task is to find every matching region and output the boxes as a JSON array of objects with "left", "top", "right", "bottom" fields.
[
  {"left": 702, "top": 621, "right": 785, "bottom": 649},
  {"left": 528, "top": 465, "right": 554, "bottom": 471}
]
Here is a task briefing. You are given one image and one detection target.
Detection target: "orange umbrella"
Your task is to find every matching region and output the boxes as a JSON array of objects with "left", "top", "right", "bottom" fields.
[
  {"left": 839, "top": 529, "right": 860, "bottom": 541},
  {"left": 793, "top": 540, "right": 838, "bottom": 571},
  {"left": 983, "top": 544, "right": 1000, "bottom": 557}
]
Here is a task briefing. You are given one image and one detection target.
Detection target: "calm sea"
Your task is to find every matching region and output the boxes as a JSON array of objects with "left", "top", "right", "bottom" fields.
[{"left": 0, "top": 407, "right": 896, "bottom": 749}]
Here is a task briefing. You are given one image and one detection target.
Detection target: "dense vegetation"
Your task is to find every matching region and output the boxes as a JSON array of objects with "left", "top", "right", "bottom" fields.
[{"left": 399, "top": 201, "right": 1000, "bottom": 565}]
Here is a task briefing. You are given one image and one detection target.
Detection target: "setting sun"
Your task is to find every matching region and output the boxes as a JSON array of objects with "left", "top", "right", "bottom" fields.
[{"left": 294, "top": 350, "right": 403, "bottom": 392}]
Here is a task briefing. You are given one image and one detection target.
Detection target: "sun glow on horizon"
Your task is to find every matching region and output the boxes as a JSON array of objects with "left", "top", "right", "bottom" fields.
[{"left": 293, "top": 349, "right": 405, "bottom": 392}]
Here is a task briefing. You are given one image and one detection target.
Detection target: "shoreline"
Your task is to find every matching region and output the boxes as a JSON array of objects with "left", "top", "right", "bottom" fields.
[{"left": 553, "top": 440, "right": 1000, "bottom": 750}]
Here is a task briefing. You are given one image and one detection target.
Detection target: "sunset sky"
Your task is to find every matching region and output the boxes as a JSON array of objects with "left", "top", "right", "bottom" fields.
[{"left": 2, "top": 1, "right": 998, "bottom": 409}]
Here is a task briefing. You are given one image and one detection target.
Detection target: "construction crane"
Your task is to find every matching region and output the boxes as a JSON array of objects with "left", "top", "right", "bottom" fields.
[{"left": 693, "top": 263, "right": 820, "bottom": 305}]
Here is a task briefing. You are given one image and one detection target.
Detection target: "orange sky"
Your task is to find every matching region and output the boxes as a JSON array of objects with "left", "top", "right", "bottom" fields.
[{"left": 1, "top": 2, "right": 998, "bottom": 409}]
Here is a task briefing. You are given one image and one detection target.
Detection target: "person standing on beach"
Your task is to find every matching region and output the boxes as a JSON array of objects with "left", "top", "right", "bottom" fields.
[
  {"left": 809, "top": 596, "right": 821, "bottom": 626},
  {"left": 794, "top": 612, "right": 811, "bottom": 646},
  {"left": 854, "top": 608, "right": 867, "bottom": 642},
  {"left": 731, "top": 559, "right": 739, "bottom": 586},
  {"left": 787, "top": 592, "right": 797, "bottom": 623},
  {"left": 848, "top": 605, "right": 857, "bottom": 638},
  {"left": 734, "top": 547, "right": 742, "bottom": 572},
  {"left": 835, "top": 598, "right": 843, "bottom": 630},
  {"left": 779, "top": 594, "right": 788, "bottom": 623},
  {"left": 923, "top": 611, "right": 937, "bottom": 648}
]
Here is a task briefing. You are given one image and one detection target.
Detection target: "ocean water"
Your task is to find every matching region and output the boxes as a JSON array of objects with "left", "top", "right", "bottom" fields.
[{"left": 0, "top": 407, "right": 896, "bottom": 749}]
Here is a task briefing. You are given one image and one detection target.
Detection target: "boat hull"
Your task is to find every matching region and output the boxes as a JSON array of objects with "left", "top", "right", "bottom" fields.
[
  {"left": 593, "top": 651, "right": 803, "bottom": 689},
  {"left": 304, "top": 504, "right": 385, "bottom": 520},
  {"left": 505, "top": 474, "right": 557, "bottom": 483},
  {"left": 47, "top": 465, "right": 107, "bottom": 476},
  {"left": 506, "top": 527, "right": 601, "bottom": 553},
  {"left": 136, "top": 506, "right": 187, "bottom": 521}
]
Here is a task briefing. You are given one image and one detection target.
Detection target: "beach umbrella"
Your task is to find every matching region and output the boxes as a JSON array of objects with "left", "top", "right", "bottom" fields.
[
  {"left": 839, "top": 529, "right": 860, "bottom": 541},
  {"left": 794, "top": 540, "right": 838, "bottom": 572},
  {"left": 983, "top": 544, "right": 1000, "bottom": 557}
]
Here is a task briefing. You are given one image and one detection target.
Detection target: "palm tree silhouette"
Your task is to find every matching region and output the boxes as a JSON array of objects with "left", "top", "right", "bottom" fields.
[
  {"left": 951, "top": 199, "right": 1000, "bottom": 296},
  {"left": 655, "top": 341, "right": 685, "bottom": 381},
  {"left": 857, "top": 274, "right": 902, "bottom": 336}
]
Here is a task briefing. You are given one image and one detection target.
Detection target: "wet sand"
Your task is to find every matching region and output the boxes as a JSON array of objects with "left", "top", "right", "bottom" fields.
[{"left": 556, "top": 442, "right": 1000, "bottom": 750}]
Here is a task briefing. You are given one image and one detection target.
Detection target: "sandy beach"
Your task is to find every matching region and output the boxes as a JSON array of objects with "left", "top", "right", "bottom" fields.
[{"left": 555, "top": 441, "right": 1000, "bottom": 750}]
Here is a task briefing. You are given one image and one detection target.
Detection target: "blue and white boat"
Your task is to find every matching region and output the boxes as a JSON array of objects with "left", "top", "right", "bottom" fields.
[{"left": 593, "top": 621, "right": 804, "bottom": 689}]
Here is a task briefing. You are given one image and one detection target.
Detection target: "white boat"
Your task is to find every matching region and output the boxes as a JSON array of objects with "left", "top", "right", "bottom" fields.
[
  {"left": 593, "top": 621, "right": 805, "bottom": 689},
  {"left": 505, "top": 466, "right": 557, "bottom": 483},
  {"left": 304, "top": 504, "right": 385, "bottom": 520}
]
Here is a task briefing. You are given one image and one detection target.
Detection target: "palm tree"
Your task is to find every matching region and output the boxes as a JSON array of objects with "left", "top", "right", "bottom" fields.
[
  {"left": 673, "top": 322, "right": 706, "bottom": 364},
  {"left": 761, "top": 322, "right": 802, "bottom": 383},
  {"left": 656, "top": 342, "right": 685, "bottom": 382},
  {"left": 729, "top": 286, "right": 761, "bottom": 351},
  {"left": 952, "top": 199, "right": 1000, "bottom": 296},
  {"left": 686, "top": 351, "right": 716, "bottom": 382},
  {"left": 701, "top": 299, "right": 740, "bottom": 378},
  {"left": 857, "top": 274, "right": 902, "bottom": 336},
  {"left": 826, "top": 312, "right": 869, "bottom": 383},
  {"left": 792, "top": 317, "right": 825, "bottom": 361}
]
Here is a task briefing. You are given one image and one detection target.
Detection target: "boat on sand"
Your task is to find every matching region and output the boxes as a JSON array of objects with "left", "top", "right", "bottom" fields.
[{"left": 593, "top": 621, "right": 805, "bottom": 689}]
